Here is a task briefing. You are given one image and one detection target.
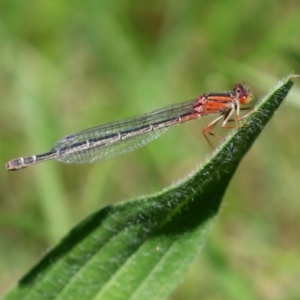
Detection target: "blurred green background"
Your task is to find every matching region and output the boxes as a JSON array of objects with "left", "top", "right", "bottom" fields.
[{"left": 1, "top": 0, "right": 300, "bottom": 299}]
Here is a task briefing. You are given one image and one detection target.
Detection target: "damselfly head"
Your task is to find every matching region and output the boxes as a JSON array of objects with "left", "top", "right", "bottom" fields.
[{"left": 233, "top": 83, "right": 253, "bottom": 104}]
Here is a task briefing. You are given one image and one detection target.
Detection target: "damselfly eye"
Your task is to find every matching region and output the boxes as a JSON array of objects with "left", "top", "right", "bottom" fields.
[
  {"left": 234, "top": 84, "right": 244, "bottom": 96},
  {"left": 233, "top": 83, "right": 253, "bottom": 104}
]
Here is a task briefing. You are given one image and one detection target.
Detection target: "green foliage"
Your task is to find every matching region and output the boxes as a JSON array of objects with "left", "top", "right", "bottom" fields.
[
  {"left": 3, "top": 77, "right": 295, "bottom": 300},
  {"left": 1, "top": 2, "right": 300, "bottom": 299}
]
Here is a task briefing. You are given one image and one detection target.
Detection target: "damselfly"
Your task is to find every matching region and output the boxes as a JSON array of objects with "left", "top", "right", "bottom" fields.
[{"left": 6, "top": 84, "right": 252, "bottom": 171}]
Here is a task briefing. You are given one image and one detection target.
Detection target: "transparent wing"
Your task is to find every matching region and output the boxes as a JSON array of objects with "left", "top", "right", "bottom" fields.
[
  {"left": 52, "top": 99, "right": 198, "bottom": 164},
  {"left": 56, "top": 128, "right": 168, "bottom": 164}
]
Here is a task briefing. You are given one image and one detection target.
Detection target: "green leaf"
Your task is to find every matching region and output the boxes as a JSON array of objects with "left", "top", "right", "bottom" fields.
[{"left": 3, "top": 75, "right": 296, "bottom": 300}]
